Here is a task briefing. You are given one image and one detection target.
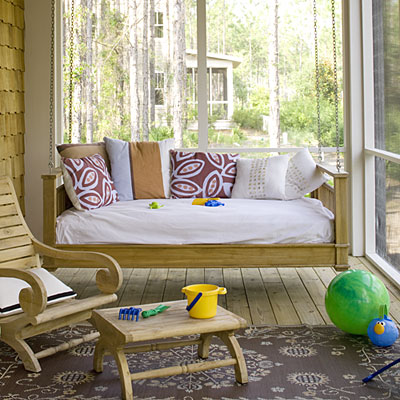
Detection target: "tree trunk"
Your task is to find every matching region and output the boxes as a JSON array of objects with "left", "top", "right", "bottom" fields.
[
  {"left": 142, "top": 0, "right": 149, "bottom": 140},
  {"left": 86, "top": 0, "right": 93, "bottom": 143},
  {"left": 129, "top": 0, "right": 140, "bottom": 141},
  {"left": 172, "top": 0, "right": 186, "bottom": 147},
  {"left": 165, "top": 0, "right": 173, "bottom": 127},
  {"left": 71, "top": 0, "right": 82, "bottom": 143},
  {"left": 268, "top": 0, "right": 280, "bottom": 148},
  {"left": 149, "top": 0, "right": 156, "bottom": 127}
]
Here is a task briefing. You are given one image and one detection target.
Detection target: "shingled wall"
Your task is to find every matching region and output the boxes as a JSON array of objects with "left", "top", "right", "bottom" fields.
[{"left": 0, "top": 0, "right": 25, "bottom": 213}]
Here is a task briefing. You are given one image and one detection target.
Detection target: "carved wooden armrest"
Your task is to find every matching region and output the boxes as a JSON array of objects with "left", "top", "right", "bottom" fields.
[
  {"left": 32, "top": 239, "right": 123, "bottom": 294},
  {"left": 0, "top": 269, "right": 47, "bottom": 317},
  {"left": 316, "top": 164, "right": 349, "bottom": 179}
]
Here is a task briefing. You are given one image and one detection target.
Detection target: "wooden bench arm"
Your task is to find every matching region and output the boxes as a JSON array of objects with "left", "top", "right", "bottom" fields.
[
  {"left": 32, "top": 239, "right": 123, "bottom": 294},
  {"left": 0, "top": 269, "right": 47, "bottom": 317},
  {"left": 316, "top": 164, "right": 349, "bottom": 178},
  {"left": 41, "top": 169, "right": 63, "bottom": 180}
]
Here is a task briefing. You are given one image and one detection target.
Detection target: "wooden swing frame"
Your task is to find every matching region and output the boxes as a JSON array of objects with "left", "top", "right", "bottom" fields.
[{"left": 42, "top": 164, "right": 349, "bottom": 271}]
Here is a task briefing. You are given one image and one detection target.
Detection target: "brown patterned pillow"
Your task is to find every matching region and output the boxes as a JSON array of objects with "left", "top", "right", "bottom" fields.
[
  {"left": 57, "top": 142, "right": 111, "bottom": 172},
  {"left": 170, "top": 151, "right": 239, "bottom": 198},
  {"left": 61, "top": 153, "right": 119, "bottom": 211}
]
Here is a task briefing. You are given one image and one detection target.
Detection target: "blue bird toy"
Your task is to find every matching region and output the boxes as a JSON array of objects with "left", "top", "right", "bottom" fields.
[{"left": 367, "top": 307, "right": 399, "bottom": 347}]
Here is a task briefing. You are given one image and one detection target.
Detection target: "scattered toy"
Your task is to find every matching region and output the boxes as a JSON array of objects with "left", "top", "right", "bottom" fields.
[
  {"left": 141, "top": 304, "right": 170, "bottom": 318},
  {"left": 192, "top": 198, "right": 220, "bottom": 206},
  {"left": 149, "top": 201, "right": 164, "bottom": 209},
  {"left": 119, "top": 307, "right": 142, "bottom": 321},
  {"left": 205, "top": 200, "right": 225, "bottom": 207}
]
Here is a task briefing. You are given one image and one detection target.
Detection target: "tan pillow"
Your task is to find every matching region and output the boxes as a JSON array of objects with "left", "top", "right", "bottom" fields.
[{"left": 57, "top": 142, "right": 111, "bottom": 172}]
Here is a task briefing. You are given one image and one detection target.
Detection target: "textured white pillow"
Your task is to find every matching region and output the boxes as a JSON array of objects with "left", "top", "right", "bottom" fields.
[
  {"left": 0, "top": 268, "right": 76, "bottom": 317},
  {"left": 231, "top": 155, "right": 290, "bottom": 199},
  {"left": 285, "top": 148, "right": 328, "bottom": 200}
]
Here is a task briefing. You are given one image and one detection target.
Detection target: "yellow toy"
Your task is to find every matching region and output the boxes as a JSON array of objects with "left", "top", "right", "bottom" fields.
[{"left": 192, "top": 198, "right": 220, "bottom": 206}]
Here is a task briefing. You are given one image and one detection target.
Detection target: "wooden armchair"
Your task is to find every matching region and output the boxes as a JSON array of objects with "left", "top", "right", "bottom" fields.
[{"left": 0, "top": 176, "right": 123, "bottom": 372}]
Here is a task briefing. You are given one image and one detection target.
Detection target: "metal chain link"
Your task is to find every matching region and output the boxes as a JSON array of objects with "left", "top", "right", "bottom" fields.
[
  {"left": 313, "top": 0, "right": 322, "bottom": 163},
  {"left": 331, "top": 0, "right": 341, "bottom": 172},
  {"left": 68, "top": 0, "right": 75, "bottom": 143},
  {"left": 48, "top": 0, "right": 55, "bottom": 172}
]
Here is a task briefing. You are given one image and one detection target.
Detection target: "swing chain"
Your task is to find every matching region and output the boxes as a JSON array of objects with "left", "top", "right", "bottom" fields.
[
  {"left": 331, "top": 0, "right": 341, "bottom": 172},
  {"left": 68, "top": 0, "right": 75, "bottom": 143},
  {"left": 48, "top": 0, "right": 55, "bottom": 172},
  {"left": 313, "top": 0, "right": 322, "bottom": 163}
]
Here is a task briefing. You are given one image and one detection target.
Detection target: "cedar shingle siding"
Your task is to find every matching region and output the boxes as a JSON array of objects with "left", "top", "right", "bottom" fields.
[{"left": 0, "top": 0, "right": 25, "bottom": 213}]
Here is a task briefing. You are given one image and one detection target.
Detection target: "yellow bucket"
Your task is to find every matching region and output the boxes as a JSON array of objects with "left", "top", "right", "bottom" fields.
[{"left": 181, "top": 284, "right": 227, "bottom": 319}]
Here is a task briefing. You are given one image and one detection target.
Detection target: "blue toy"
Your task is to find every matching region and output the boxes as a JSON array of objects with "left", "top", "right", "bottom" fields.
[
  {"left": 367, "top": 306, "right": 399, "bottom": 347},
  {"left": 204, "top": 200, "right": 225, "bottom": 207},
  {"left": 363, "top": 358, "right": 400, "bottom": 383},
  {"left": 119, "top": 307, "right": 142, "bottom": 321}
]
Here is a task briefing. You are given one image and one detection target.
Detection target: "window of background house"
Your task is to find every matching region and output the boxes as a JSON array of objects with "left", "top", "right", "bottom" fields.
[{"left": 155, "top": 12, "right": 164, "bottom": 39}]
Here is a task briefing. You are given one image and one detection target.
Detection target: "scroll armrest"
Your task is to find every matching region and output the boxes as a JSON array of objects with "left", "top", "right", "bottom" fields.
[
  {"left": 0, "top": 269, "right": 47, "bottom": 317},
  {"left": 32, "top": 239, "right": 123, "bottom": 294},
  {"left": 316, "top": 163, "right": 348, "bottom": 178}
]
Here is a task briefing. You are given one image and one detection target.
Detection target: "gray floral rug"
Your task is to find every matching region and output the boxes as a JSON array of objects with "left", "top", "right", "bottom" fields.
[{"left": 0, "top": 324, "right": 399, "bottom": 399}]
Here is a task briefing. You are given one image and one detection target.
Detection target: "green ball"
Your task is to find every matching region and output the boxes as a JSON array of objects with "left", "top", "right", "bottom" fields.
[{"left": 325, "top": 269, "right": 390, "bottom": 335}]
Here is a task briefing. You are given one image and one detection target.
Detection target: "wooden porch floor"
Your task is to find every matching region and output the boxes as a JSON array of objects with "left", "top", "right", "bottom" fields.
[{"left": 54, "top": 256, "right": 400, "bottom": 326}]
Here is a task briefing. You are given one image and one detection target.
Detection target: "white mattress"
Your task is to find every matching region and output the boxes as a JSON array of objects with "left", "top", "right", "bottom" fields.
[{"left": 56, "top": 198, "right": 334, "bottom": 245}]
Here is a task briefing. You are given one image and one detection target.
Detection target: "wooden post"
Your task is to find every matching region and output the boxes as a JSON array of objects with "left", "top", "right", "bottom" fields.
[
  {"left": 42, "top": 174, "right": 58, "bottom": 247},
  {"left": 334, "top": 175, "right": 349, "bottom": 270}
]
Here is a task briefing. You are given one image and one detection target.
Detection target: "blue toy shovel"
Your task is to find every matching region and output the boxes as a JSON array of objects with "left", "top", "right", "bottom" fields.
[
  {"left": 186, "top": 292, "right": 203, "bottom": 312},
  {"left": 363, "top": 358, "right": 400, "bottom": 383}
]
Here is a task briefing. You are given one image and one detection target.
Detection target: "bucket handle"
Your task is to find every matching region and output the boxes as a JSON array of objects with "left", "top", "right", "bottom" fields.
[
  {"left": 218, "top": 287, "right": 227, "bottom": 295},
  {"left": 186, "top": 292, "right": 203, "bottom": 312}
]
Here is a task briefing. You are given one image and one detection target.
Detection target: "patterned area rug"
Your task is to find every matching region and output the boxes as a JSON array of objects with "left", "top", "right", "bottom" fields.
[{"left": 1, "top": 324, "right": 400, "bottom": 400}]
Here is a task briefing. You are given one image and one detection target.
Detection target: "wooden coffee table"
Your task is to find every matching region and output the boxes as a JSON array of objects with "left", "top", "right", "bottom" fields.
[{"left": 92, "top": 300, "right": 248, "bottom": 400}]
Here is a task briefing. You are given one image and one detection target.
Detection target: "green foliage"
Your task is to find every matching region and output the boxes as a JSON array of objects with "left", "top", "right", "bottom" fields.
[
  {"left": 250, "top": 86, "right": 269, "bottom": 115},
  {"left": 149, "top": 126, "right": 174, "bottom": 142},
  {"left": 232, "top": 108, "right": 263, "bottom": 130},
  {"left": 280, "top": 96, "right": 344, "bottom": 147}
]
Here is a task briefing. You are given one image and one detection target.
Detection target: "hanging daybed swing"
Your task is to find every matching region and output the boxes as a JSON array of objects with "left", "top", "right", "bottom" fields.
[{"left": 42, "top": 0, "right": 349, "bottom": 271}]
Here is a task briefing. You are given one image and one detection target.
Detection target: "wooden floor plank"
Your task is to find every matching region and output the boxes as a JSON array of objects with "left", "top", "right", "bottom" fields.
[
  {"left": 260, "top": 268, "right": 300, "bottom": 325},
  {"left": 223, "top": 268, "right": 252, "bottom": 323},
  {"left": 50, "top": 257, "right": 400, "bottom": 327},
  {"left": 314, "top": 267, "right": 337, "bottom": 288},
  {"left": 204, "top": 268, "right": 226, "bottom": 309},
  {"left": 279, "top": 268, "right": 325, "bottom": 325},
  {"left": 163, "top": 269, "right": 186, "bottom": 302},
  {"left": 114, "top": 268, "right": 135, "bottom": 307},
  {"left": 185, "top": 268, "right": 205, "bottom": 286},
  {"left": 119, "top": 268, "right": 151, "bottom": 306},
  {"left": 242, "top": 268, "right": 276, "bottom": 325},
  {"left": 297, "top": 268, "right": 331, "bottom": 324},
  {"left": 141, "top": 268, "right": 168, "bottom": 305},
  {"left": 53, "top": 267, "right": 80, "bottom": 286},
  {"left": 68, "top": 268, "right": 98, "bottom": 300}
]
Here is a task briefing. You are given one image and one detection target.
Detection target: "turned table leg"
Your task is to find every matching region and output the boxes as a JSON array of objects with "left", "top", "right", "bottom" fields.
[
  {"left": 218, "top": 331, "right": 248, "bottom": 384},
  {"left": 93, "top": 338, "right": 108, "bottom": 373},
  {"left": 198, "top": 333, "right": 213, "bottom": 359}
]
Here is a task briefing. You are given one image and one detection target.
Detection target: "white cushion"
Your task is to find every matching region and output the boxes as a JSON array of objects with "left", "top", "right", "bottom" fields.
[
  {"left": 285, "top": 148, "right": 328, "bottom": 200},
  {"left": 0, "top": 268, "right": 76, "bottom": 317},
  {"left": 231, "top": 155, "right": 290, "bottom": 199}
]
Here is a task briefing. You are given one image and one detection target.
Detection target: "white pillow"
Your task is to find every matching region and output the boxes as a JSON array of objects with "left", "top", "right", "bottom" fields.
[
  {"left": 285, "top": 148, "right": 328, "bottom": 200},
  {"left": 0, "top": 268, "right": 76, "bottom": 317},
  {"left": 231, "top": 155, "right": 290, "bottom": 199}
]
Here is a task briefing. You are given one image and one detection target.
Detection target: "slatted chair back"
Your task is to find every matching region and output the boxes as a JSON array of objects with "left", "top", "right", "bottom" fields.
[{"left": 0, "top": 176, "right": 40, "bottom": 270}]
